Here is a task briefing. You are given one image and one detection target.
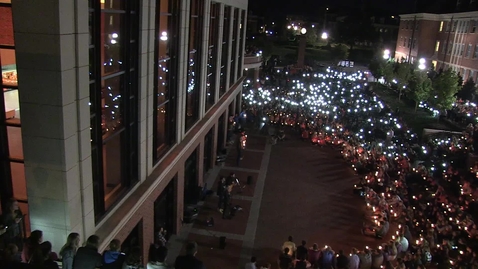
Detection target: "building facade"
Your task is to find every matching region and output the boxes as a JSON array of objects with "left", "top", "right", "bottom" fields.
[
  {"left": 0, "top": 0, "right": 252, "bottom": 260},
  {"left": 395, "top": 11, "right": 478, "bottom": 82}
]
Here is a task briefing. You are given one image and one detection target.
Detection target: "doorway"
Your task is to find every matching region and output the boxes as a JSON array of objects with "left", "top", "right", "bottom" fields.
[
  {"left": 184, "top": 148, "right": 199, "bottom": 205},
  {"left": 154, "top": 177, "right": 176, "bottom": 238},
  {"left": 217, "top": 114, "right": 225, "bottom": 155},
  {"left": 203, "top": 127, "right": 214, "bottom": 175}
]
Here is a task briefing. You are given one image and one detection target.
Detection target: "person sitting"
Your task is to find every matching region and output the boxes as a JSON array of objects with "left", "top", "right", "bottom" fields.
[
  {"left": 102, "top": 239, "right": 126, "bottom": 269},
  {"left": 363, "top": 220, "right": 389, "bottom": 238}
]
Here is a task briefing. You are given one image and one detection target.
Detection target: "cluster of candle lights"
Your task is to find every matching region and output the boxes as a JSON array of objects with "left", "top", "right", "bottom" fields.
[{"left": 243, "top": 67, "right": 477, "bottom": 267}]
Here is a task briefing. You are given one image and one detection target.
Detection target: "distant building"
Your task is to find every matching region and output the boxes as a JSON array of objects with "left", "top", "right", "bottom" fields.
[
  {"left": 395, "top": 11, "right": 478, "bottom": 81},
  {"left": 371, "top": 15, "right": 400, "bottom": 49},
  {"left": 247, "top": 11, "right": 264, "bottom": 36}
]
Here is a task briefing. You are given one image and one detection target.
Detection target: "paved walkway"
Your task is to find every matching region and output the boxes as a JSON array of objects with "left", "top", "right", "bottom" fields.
[{"left": 167, "top": 131, "right": 393, "bottom": 268}]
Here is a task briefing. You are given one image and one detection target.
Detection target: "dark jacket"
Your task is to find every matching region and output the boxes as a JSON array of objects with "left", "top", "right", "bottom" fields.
[
  {"left": 174, "top": 254, "right": 206, "bottom": 269},
  {"left": 72, "top": 246, "right": 102, "bottom": 269},
  {"left": 102, "top": 251, "right": 126, "bottom": 269}
]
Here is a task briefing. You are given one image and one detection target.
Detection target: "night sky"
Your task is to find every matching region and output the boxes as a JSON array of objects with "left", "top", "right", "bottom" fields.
[{"left": 249, "top": 0, "right": 446, "bottom": 18}]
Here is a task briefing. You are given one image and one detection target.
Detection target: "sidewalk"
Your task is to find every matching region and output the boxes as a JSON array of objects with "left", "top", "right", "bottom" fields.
[{"left": 167, "top": 133, "right": 271, "bottom": 268}]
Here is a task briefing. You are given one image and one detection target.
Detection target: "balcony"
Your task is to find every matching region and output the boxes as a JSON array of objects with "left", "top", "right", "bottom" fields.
[{"left": 243, "top": 54, "right": 262, "bottom": 69}]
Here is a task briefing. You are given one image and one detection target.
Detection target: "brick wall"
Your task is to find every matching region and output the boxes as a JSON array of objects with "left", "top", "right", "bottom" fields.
[{"left": 0, "top": 6, "right": 14, "bottom": 45}]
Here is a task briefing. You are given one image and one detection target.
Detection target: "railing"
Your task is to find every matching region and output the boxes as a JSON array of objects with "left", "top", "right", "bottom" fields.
[{"left": 243, "top": 54, "right": 262, "bottom": 67}]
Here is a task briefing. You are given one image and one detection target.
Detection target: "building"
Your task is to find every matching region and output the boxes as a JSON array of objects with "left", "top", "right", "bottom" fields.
[
  {"left": 371, "top": 15, "right": 400, "bottom": 50},
  {"left": 395, "top": 11, "right": 478, "bottom": 82},
  {"left": 0, "top": 0, "right": 258, "bottom": 261}
]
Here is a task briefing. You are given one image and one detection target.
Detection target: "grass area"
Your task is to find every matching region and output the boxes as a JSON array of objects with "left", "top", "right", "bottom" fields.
[{"left": 371, "top": 83, "right": 460, "bottom": 138}]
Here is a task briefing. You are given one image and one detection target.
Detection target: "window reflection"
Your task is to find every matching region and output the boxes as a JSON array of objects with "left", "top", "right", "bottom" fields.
[
  {"left": 157, "top": 60, "right": 170, "bottom": 105},
  {"left": 7, "top": 126, "right": 23, "bottom": 159},
  {"left": 229, "top": 8, "right": 238, "bottom": 85},
  {"left": 219, "top": 6, "right": 230, "bottom": 97},
  {"left": 205, "top": 3, "right": 218, "bottom": 112},
  {"left": 103, "top": 133, "right": 123, "bottom": 210},
  {"left": 101, "top": 75, "right": 123, "bottom": 137},
  {"left": 185, "top": 0, "right": 202, "bottom": 130},
  {"left": 237, "top": 10, "right": 245, "bottom": 79},
  {"left": 4, "top": 89, "right": 20, "bottom": 121},
  {"left": 100, "top": 13, "right": 124, "bottom": 76},
  {"left": 156, "top": 104, "right": 170, "bottom": 156}
]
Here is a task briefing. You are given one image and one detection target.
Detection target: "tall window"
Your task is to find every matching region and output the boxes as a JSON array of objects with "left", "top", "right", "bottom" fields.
[
  {"left": 0, "top": 3, "right": 29, "bottom": 234},
  {"left": 229, "top": 8, "right": 238, "bottom": 86},
  {"left": 153, "top": 0, "right": 180, "bottom": 162},
  {"left": 435, "top": 41, "right": 440, "bottom": 52},
  {"left": 467, "top": 44, "right": 472, "bottom": 58},
  {"left": 219, "top": 6, "right": 230, "bottom": 97},
  {"left": 89, "top": 0, "right": 140, "bottom": 221},
  {"left": 236, "top": 10, "right": 245, "bottom": 79},
  {"left": 185, "top": 0, "right": 204, "bottom": 131},
  {"left": 205, "top": 3, "right": 219, "bottom": 112}
]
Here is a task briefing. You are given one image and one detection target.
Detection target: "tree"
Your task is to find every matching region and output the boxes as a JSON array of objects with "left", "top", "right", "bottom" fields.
[
  {"left": 306, "top": 29, "right": 319, "bottom": 47},
  {"left": 431, "top": 69, "right": 460, "bottom": 112},
  {"left": 336, "top": 14, "right": 378, "bottom": 51},
  {"left": 383, "top": 62, "right": 394, "bottom": 84},
  {"left": 332, "top": 44, "right": 349, "bottom": 61},
  {"left": 394, "top": 62, "right": 412, "bottom": 101},
  {"left": 457, "top": 78, "right": 476, "bottom": 101},
  {"left": 408, "top": 71, "right": 432, "bottom": 112},
  {"left": 369, "top": 55, "right": 385, "bottom": 80}
]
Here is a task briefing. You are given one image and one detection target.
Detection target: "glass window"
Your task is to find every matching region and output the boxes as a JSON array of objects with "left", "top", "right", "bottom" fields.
[
  {"left": 229, "top": 8, "right": 238, "bottom": 86},
  {"left": 185, "top": 0, "right": 203, "bottom": 131},
  {"left": 153, "top": 0, "right": 180, "bottom": 162},
  {"left": 7, "top": 126, "right": 23, "bottom": 159},
  {"left": 89, "top": 0, "right": 139, "bottom": 222},
  {"left": 474, "top": 45, "right": 478, "bottom": 58},
  {"left": 467, "top": 44, "right": 472, "bottom": 58},
  {"left": 1, "top": 49, "right": 17, "bottom": 87},
  {"left": 435, "top": 41, "right": 440, "bottom": 52},
  {"left": 205, "top": 3, "right": 219, "bottom": 112},
  {"left": 473, "top": 21, "right": 476, "bottom": 33},
  {"left": 101, "top": 75, "right": 124, "bottom": 137},
  {"left": 439, "top": 21, "right": 444, "bottom": 32},
  {"left": 0, "top": 6, "right": 14, "bottom": 45},
  {"left": 219, "top": 6, "right": 230, "bottom": 97}
]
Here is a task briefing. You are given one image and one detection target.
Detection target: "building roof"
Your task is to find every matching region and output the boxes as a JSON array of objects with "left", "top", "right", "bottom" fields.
[{"left": 400, "top": 11, "right": 478, "bottom": 20}]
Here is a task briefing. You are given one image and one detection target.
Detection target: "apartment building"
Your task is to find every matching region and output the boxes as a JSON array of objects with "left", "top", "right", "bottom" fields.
[
  {"left": 0, "top": 0, "right": 260, "bottom": 260},
  {"left": 395, "top": 11, "right": 478, "bottom": 82}
]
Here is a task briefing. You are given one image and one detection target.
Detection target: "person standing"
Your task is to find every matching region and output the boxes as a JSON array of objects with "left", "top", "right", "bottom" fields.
[
  {"left": 222, "top": 182, "right": 233, "bottom": 219},
  {"left": 282, "top": 236, "right": 296, "bottom": 257},
  {"left": 296, "top": 240, "right": 308, "bottom": 260},
  {"left": 174, "top": 241, "right": 205, "bottom": 269},
  {"left": 59, "top": 232, "right": 81, "bottom": 269},
  {"left": 72, "top": 235, "right": 102, "bottom": 269},
  {"left": 1, "top": 199, "right": 24, "bottom": 250},
  {"left": 217, "top": 177, "right": 226, "bottom": 212}
]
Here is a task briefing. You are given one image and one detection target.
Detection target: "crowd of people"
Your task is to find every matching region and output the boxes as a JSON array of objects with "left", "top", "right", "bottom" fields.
[{"left": 242, "top": 66, "right": 478, "bottom": 269}]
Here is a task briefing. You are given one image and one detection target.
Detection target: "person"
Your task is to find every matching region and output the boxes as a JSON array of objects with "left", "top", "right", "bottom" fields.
[
  {"left": 147, "top": 244, "right": 168, "bottom": 269},
  {"left": 0, "top": 243, "right": 30, "bottom": 269},
  {"left": 217, "top": 177, "right": 226, "bottom": 212},
  {"left": 321, "top": 246, "right": 335, "bottom": 269},
  {"left": 174, "top": 241, "right": 205, "bottom": 269},
  {"left": 349, "top": 248, "right": 360, "bottom": 269},
  {"left": 72, "top": 235, "right": 102, "bottom": 269},
  {"left": 336, "top": 250, "right": 349, "bottom": 269},
  {"left": 307, "top": 243, "right": 321, "bottom": 268},
  {"left": 1, "top": 199, "right": 23, "bottom": 250},
  {"left": 222, "top": 181, "right": 234, "bottom": 219},
  {"left": 236, "top": 130, "right": 246, "bottom": 165},
  {"left": 296, "top": 240, "right": 308, "bottom": 260},
  {"left": 277, "top": 248, "right": 293, "bottom": 269},
  {"left": 282, "top": 236, "right": 296, "bottom": 257},
  {"left": 29, "top": 241, "right": 59, "bottom": 269},
  {"left": 59, "top": 232, "right": 80, "bottom": 269},
  {"left": 102, "top": 239, "right": 126, "bottom": 269},
  {"left": 244, "top": 256, "right": 257, "bottom": 269},
  {"left": 22, "top": 230, "right": 43, "bottom": 263}
]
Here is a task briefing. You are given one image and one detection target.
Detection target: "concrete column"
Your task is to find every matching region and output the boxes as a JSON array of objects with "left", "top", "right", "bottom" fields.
[
  {"left": 178, "top": 0, "right": 190, "bottom": 140},
  {"left": 11, "top": 0, "right": 91, "bottom": 250},
  {"left": 238, "top": 10, "right": 248, "bottom": 77},
  {"left": 231, "top": 9, "right": 241, "bottom": 84},
  {"left": 198, "top": 0, "right": 211, "bottom": 118},
  {"left": 224, "top": 7, "right": 234, "bottom": 92},
  {"left": 197, "top": 141, "right": 204, "bottom": 186},
  {"left": 212, "top": 121, "right": 218, "bottom": 162},
  {"left": 175, "top": 169, "right": 185, "bottom": 234},
  {"left": 213, "top": 4, "right": 224, "bottom": 104},
  {"left": 236, "top": 86, "right": 243, "bottom": 113},
  {"left": 143, "top": 0, "right": 156, "bottom": 178},
  {"left": 254, "top": 68, "right": 260, "bottom": 88}
]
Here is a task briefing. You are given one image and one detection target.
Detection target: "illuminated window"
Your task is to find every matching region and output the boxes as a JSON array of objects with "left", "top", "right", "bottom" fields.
[
  {"left": 89, "top": 0, "right": 140, "bottom": 222},
  {"left": 205, "top": 3, "right": 219, "bottom": 112},
  {"left": 435, "top": 41, "right": 440, "bottom": 52},
  {"left": 439, "top": 21, "right": 444, "bottom": 32}
]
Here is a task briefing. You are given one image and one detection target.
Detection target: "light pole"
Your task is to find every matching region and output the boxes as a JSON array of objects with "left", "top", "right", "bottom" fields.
[
  {"left": 383, "top": 49, "right": 390, "bottom": 60},
  {"left": 418, "top": 58, "right": 426, "bottom": 70},
  {"left": 297, "top": 27, "right": 307, "bottom": 68}
]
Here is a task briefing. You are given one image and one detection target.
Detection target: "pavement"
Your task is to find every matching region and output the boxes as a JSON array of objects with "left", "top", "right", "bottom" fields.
[{"left": 167, "top": 128, "right": 395, "bottom": 268}]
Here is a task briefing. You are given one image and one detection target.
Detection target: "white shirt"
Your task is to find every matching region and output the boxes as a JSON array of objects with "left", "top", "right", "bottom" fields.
[{"left": 245, "top": 262, "right": 257, "bottom": 269}]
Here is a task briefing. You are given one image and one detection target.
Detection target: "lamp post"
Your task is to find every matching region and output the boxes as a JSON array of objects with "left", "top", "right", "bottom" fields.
[
  {"left": 383, "top": 49, "right": 391, "bottom": 60},
  {"left": 297, "top": 26, "right": 307, "bottom": 68},
  {"left": 321, "top": 32, "right": 328, "bottom": 40},
  {"left": 418, "top": 58, "right": 426, "bottom": 70}
]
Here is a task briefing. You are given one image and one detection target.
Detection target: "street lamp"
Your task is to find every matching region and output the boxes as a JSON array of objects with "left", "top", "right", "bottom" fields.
[
  {"left": 418, "top": 58, "right": 426, "bottom": 70},
  {"left": 383, "top": 49, "right": 390, "bottom": 60},
  {"left": 301, "top": 28, "right": 307, "bottom": 35},
  {"left": 321, "top": 32, "right": 328, "bottom": 40}
]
